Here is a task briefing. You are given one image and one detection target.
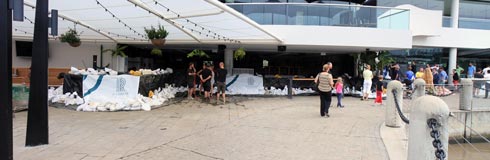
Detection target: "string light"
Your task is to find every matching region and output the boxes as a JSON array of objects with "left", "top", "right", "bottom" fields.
[
  {"left": 95, "top": 0, "right": 145, "bottom": 39},
  {"left": 151, "top": 0, "right": 241, "bottom": 43},
  {"left": 14, "top": 28, "right": 33, "bottom": 35},
  {"left": 24, "top": 16, "right": 34, "bottom": 24},
  {"left": 106, "top": 32, "right": 147, "bottom": 41}
]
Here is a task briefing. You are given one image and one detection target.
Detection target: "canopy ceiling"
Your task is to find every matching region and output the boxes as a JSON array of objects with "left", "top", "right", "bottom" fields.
[{"left": 13, "top": 0, "right": 282, "bottom": 45}]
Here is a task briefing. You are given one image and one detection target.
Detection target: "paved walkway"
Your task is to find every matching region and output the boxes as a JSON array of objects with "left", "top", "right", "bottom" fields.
[{"left": 13, "top": 96, "right": 388, "bottom": 160}]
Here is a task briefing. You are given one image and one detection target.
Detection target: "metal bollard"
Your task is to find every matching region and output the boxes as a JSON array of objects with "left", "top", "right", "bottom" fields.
[
  {"left": 459, "top": 78, "right": 473, "bottom": 110},
  {"left": 386, "top": 80, "right": 404, "bottom": 128},
  {"left": 408, "top": 96, "right": 449, "bottom": 160},
  {"left": 412, "top": 79, "right": 426, "bottom": 99}
]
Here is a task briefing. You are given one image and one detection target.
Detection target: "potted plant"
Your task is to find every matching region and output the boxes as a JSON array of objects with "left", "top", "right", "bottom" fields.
[
  {"left": 60, "top": 29, "right": 81, "bottom": 47},
  {"left": 234, "top": 47, "right": 246, "bottom": 60},
  {"left": 103, "top": 45, "right": 128, "bottom": 72},
  {"left": 151, "top": 48, "right": 162, "bottom": 56},
  {"left": 187, "top": 49, "right": 209, "bottom": 58},
  {"left": 144, "top": 25, "right": 169, "bottom": 47},
  {"left": 103, "top": 45, "right": 128, "bottom": 57}
]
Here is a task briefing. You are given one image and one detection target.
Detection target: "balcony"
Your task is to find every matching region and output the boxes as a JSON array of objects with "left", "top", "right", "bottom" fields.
[{"left": 228, "top": 3, "right": 410, "bottom": 30}]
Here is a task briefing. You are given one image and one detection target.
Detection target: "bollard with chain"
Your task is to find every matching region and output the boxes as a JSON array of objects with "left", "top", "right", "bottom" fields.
[
  {"left": 459, "top": 78, "right": 473, "bottom": 110},
  {"left": 408, "top": 96, "right": 449, "bottom": 160},
  {"left": 386, "top": 80, "right": 404, "bottom": 127},
  {"left": 412, "top": 79, "right": 426, "bottom": 99}
]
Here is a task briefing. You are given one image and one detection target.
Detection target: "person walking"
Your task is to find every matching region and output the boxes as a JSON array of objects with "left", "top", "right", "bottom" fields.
[
  {"left": 187, "top": 62, "right": 196, "bottom": 99},
  {"left": 315, "top": 63, "right": 334, "bottom": 117},
  {"left": 438, "top": 67, "right": 449, "bottom": 95},
  {"left": 362, "top": 65, "right": 373, "bottom": 101},
  {"left": 375, "top": 75, "right": 384, "bottom": 105},
  {"left": 334, "top": 77, "right": 344, "bottom": 108},
  {"left": 468, "top": 63, "right": 476, "bottom": 78},
  {"left": 216, "top": 62, "right": 227, "bottom": 104},
  {"left": 200, "top": 64, "right": 212, "bottom": 102}
]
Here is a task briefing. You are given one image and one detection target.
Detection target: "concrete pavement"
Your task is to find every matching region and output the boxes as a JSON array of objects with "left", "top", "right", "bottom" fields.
[{"left": 13, "top": 96, "right": 389, "bottom": 160}]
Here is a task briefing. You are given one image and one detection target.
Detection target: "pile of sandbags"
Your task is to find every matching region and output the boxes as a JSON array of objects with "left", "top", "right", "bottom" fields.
[
  {"left": 130, "top": 68, "right": 174, "bottom": 76},
  {"left": 48, "top": 86, "right": 84, "bottom": 106},
  {"left": 48, "top": 85, "right": 183, "bottom": 112},
  {"left": 68, "top": 67, "right": 117, "bottom": 76}
]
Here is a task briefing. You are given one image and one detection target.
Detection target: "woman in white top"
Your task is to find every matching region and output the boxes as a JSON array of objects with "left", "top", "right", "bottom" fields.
[
  {"left": 362, "top": 65, "right": 373, "bottom": 101},
  {"left": 315, "top": 63, "right": 334, "bottom": 117}
]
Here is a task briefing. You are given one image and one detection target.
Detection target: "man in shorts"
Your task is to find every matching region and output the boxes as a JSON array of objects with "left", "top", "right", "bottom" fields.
[
  {"left": 200, "top": 64, "right": 212, "bottom": 102},
  {"left": 215, "top": 62, "right": 228, "bottom": 104}
]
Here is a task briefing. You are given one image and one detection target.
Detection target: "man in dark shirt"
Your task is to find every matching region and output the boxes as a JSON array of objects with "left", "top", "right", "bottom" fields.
[
  {"left": 215, "top": 62, "right": 228, "bottom": 104},
  {"left": 200, "top": 64, "right": 212, "bottom": 102},
  {"left": 187, "top": 62, "right": 196, "bottom": 99}
]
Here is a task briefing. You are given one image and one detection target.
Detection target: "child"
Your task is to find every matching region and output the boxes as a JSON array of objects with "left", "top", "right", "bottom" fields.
[
  {"left": 375, "top": 75, "right": 384, "bottom": 105},
  {"left": 335, "top": 77, "right": 344, "bottom": 108}
]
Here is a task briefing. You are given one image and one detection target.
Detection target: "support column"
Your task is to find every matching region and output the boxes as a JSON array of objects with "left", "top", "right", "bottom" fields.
[
  {"left": 448, "top": 0, "right": 459, "bottom": 85},
  {"left": 0, "top": 0, "right": 13, "bottom": 159},
  {"left": 224, "top": 49, "right": 233, "bottom": 76},
  {"left": 26, "top": 0, "right": 49, "bottom": 146}
]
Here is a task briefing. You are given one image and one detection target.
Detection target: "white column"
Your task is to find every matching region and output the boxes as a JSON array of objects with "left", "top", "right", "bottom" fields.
[
  {"left": 448, "top": 0, "right": 459, "bottom": 85},
  {"left": 224, "top": 49, "right": 233, "bottom": 76}
]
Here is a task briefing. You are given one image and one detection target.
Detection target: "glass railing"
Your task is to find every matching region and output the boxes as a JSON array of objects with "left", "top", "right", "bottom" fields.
[
  {"left": 443, "top": 16, "right": 490, "bottom": 30},
  {"left": 227, "top": 3, "right": 410, "bottom": 30}
]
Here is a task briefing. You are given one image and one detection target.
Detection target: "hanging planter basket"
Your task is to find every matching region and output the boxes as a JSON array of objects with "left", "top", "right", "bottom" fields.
[
  {"left": 69, "top": 42, "right": 81, "bottom": 47},
  {"left": 145, "top": 24, "right": 169, "bottom": 47},
  {"left": 60, "top": 29, "right": 81, "bottom": 48},
  {"left": 150, "top": 39, "right": 166, "bottom": 47}
]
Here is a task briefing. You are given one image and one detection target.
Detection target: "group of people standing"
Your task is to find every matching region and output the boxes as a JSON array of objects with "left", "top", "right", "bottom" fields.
[
  {"left": 468, "top": 63, "right": 490, "bottom": 98},
  {"left": 187, "top": 62, "right": 228, "bottom": 104}
]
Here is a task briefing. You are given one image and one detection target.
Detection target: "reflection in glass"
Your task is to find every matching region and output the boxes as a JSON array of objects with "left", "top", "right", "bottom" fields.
[{"left": 229, "top": 3, "right": 410, "bottom": 29}]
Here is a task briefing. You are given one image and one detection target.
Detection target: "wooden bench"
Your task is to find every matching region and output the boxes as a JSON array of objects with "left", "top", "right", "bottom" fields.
[{"left": 12, "top": 68, "right": 70, "bottom": 86}]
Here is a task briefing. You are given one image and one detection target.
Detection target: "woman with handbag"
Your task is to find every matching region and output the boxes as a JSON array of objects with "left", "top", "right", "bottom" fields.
[{"left": 315, "top": 63, "right": 334, "bottom": 117}]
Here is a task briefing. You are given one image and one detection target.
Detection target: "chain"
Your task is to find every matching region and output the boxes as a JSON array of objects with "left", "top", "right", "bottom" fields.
[
  {"left": 391, "top": 89, "right": 410, "bottom": 124},
  {"left": 427, "top": 118, "right": 446, "bottom": 160}
]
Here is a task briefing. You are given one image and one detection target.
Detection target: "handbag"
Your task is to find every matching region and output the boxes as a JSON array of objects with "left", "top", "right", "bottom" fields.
[{"left": 314, "top": 73, "right": 321, "bottom": 92}]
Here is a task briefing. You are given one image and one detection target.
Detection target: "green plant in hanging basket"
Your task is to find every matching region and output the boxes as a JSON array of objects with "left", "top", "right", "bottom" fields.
[
  {"left": 145, "top": 24, "right": 169, "bottom": 47},
  {"left": 234, "top": 47, "right": 246, "bottom": 60},
  {"left": 187, "top": 49, "right": 209, "bottom": 58},
  {"left": 60, "top": 29, "right": 81, "bottom": 47},
  {"left": 151, "top": 48, "right": 162, "bottom": 56},
  {"left": 103, "top": 45, "right": 128, "bottom": 57}
]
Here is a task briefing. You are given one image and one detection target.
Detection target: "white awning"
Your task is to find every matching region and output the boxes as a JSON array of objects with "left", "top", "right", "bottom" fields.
[{"left": 13, "top": 0, "right": 282, "bottom": 45}]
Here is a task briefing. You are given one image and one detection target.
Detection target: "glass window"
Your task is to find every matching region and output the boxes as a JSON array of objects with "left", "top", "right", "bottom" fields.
[
  {"left": 264, "top": 4, "right": 287, "bottom": 24},
  {"left": 243, "top": 5, "right": 265, "bottom": 24},
  {"left": 287, "top": 5, "right": 307, "bottom": 25}
]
